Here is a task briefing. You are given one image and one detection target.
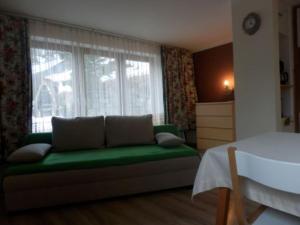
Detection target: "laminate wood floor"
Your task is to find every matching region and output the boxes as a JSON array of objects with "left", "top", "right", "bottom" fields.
[{"left": 0, "top": 187, "right": 256, "bottom": 225}]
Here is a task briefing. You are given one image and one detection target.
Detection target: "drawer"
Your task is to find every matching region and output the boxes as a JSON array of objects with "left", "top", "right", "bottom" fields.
[
  {"left": 197, "top": 138, "right": 229, "bottom": 150},
  {"left": 197, "top": 116, "right": 233, "bottom": 129},
  {"left": 196, "top": 103, "right": 233, "bottom": 116},
  {"left": 197, "top": 127, "right": 234, "bottom": 141}
]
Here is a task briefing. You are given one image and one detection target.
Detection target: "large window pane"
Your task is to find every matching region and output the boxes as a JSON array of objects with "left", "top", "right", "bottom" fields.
[
  {"left": 31, "top": 48, "right": 74, "bottom": 132},
  {"left": 124, "top": 59, "right": 152, "bottom": 115},
  {"left": 84, "top": 54, "right": 120, "bottom": 116}
]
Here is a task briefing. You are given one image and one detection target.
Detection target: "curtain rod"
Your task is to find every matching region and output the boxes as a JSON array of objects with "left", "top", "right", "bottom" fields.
[{"left": 0, "top": 10, "right": 160, "bottom": 46}]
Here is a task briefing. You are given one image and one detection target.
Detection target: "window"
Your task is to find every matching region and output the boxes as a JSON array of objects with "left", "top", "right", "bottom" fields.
[
  {"left": 30, "top": 21, "right": 164, "bottom": 132},
  {"left": 31, "top": 47, "right": 76, "bottom": 132},
  {"left": 124, "top": 59, "right": 152, "bottom": 115},
  {"left": 84, "top": 52, "right": 120, "bottom": 116}
]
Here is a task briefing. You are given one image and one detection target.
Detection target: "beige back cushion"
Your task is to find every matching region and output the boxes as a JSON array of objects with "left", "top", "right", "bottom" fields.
[
  {"left": 52, "top": 116, "right": 105, "bottom": 151},
  {"left": 106, "top": 115, "right": 155, "bottom": 147}
]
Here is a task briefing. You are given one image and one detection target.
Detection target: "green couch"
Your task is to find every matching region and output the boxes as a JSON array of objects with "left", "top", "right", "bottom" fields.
[{"left": 3, "top": 124, "right": 200, "bottom": 211}]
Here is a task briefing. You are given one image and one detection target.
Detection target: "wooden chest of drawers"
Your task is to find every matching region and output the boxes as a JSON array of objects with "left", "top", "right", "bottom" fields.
[{"left": 196, "top": 101, "right": 235, "bottom": 151}]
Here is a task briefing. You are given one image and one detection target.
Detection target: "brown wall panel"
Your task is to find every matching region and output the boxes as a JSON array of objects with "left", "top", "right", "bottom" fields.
[{"left": 193, "top": 43, "right": 234, "bottom": 102}]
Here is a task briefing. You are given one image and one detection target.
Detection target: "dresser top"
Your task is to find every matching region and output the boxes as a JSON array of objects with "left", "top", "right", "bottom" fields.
[{"left": 196, "top": 101, "right": 234, "bottom": 105}]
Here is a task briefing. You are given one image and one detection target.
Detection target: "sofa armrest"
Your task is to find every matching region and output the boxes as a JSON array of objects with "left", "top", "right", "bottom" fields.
[
  {"left": 22, "top": 133, "right": 52, "bottom": 146},
  {"left": 153, "top": 124, "right": 179, "bottom": 136}
]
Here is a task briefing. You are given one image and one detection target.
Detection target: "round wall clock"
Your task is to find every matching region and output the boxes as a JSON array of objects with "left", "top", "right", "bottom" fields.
[{"left": 242, "top": 13, "right": 261, "bottom": 35}]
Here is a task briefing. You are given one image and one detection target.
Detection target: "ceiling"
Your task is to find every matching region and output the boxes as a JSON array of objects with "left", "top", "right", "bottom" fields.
[{"left": 0, "top": 0, "right": 233, "bottom": 52}]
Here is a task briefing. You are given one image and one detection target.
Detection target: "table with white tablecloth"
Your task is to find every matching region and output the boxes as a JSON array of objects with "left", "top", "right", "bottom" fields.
[{"left": 192, "top": 132, "right": 300, "bottom": 224}]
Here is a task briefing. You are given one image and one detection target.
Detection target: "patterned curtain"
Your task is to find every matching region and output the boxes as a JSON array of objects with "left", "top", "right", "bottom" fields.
[
  {"left": 161, "top": 45, "right": 198, "bottom": 130},
  {"left": 0, "top": 15, "right": 32, "bottom": 159}
]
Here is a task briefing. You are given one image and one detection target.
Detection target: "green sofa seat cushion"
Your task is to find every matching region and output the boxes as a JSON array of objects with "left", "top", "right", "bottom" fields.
[{"left": 5, "top": 145, "right": 198, "bottom": 176}]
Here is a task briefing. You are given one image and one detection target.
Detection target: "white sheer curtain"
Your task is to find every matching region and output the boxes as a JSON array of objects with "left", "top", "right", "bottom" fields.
[{"left": 29, "top": 20, "right": 164, "bottom": 132}]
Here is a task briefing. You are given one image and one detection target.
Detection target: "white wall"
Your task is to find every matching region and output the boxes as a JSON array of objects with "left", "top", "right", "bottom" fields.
[{"left": 231, "top": 0, "right": 281, "bottom": 139}]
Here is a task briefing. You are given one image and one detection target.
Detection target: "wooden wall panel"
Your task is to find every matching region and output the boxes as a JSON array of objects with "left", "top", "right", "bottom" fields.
[
  {"left": 293, "top": 6, "right": 300, "bottom": 132},
  {"left": 193, "top": 43, "right": 234, "bottom": 102}
]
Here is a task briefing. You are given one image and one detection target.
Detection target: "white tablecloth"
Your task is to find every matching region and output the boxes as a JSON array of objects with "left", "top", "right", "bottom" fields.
[{"left": 192, "top": 132, "right": 300, "bottom": 217}]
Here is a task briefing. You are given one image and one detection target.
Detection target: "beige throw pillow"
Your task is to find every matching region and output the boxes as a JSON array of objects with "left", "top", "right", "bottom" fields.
[
  {"left": 7, "top": 144, "right": 52, "bottom": 163},
  {"left": 155, "top": 132, "right": 184, "bottom": 147}
]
